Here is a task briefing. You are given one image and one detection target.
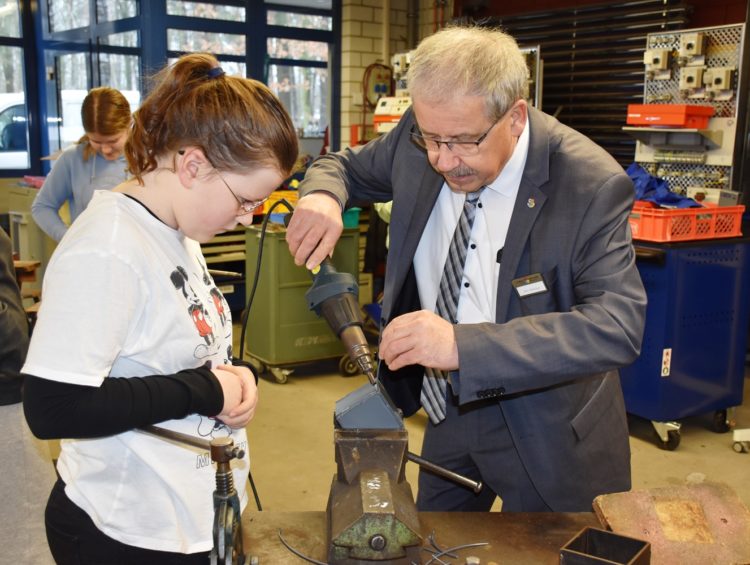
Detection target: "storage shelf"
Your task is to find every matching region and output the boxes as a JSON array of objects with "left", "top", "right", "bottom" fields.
[{"left": 623, "top": 126, "right": 723, "bottom": 151}]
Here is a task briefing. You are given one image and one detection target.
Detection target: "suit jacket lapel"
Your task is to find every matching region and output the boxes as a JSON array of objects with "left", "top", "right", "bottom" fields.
[{"left": 495, "top": 107, "right": 550, "bottom": 323}]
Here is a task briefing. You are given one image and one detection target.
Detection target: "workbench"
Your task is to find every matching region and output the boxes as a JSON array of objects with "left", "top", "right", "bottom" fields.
[
  {"left": 12, "top": 258, "right": 40, "bottom": 285},
  {"left": 241, "top": 510, "right": 599, "bottom": 563}
]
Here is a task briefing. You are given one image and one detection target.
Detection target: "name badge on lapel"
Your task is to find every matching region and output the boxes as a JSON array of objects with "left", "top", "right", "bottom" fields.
[{"left": 512, "top": 273, "right": 548, "bottom": 298}]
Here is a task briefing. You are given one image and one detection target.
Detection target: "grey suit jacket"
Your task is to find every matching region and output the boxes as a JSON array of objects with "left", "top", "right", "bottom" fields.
[{"left": 299, "top": 106, "right": 647, "bottom": 510}]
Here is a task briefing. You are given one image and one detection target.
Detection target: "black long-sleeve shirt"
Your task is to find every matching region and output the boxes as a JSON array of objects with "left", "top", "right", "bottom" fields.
[{"left": 23, "top": 367, "right": 224, "bottom": 439}]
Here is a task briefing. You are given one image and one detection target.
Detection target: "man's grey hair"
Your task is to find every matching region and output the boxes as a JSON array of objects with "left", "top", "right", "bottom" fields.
[{"left": 407, "top": 26, "right": 528, "bottom": 121}]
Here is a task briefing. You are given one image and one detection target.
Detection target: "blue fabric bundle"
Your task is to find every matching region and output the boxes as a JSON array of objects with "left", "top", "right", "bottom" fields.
[{"left": 626, "top": 163, "right": 701, "bottom": 208}]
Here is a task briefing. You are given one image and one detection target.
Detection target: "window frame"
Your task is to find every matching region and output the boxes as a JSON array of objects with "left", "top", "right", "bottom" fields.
[
  {"left": 0, "top": 0, "right": 340, "bottom": 178},
  {"left": 0, "top": 0, "right": 41, "bottom": 175}
]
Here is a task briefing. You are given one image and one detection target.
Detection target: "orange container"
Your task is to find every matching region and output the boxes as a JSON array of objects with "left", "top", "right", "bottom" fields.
[
  {"left": 626, "top": 104, "right": 714, "bottom": 129},
  {"left": 628, "top": 201, "right": 744, "bottom": 242},
  {"left": 263, "top": 189, "right": 298, "bottom": 214}
]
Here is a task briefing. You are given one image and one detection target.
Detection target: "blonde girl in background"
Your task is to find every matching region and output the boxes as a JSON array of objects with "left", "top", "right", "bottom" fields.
[{"left": 31, "top": 86, "right": 132, "bottom": 241}]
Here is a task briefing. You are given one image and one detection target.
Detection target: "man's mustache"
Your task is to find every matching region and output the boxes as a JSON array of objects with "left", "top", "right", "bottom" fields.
[{"left": 444, "top": 166, "right": 476, "bottom": 178}]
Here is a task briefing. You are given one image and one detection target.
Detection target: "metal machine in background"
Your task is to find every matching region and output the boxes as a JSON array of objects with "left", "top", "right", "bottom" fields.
[
  {"left": 625, "top": 24, "right": 745, "bottom": 196},
  {"left": 521, "top": 45, "right": 543, "bottom": 109},
  {"left": 373, "top": 51, "right": 412, "bottom": 136},
  {"left": 373, "top": 46, "right": 542, "bottom": 136}
]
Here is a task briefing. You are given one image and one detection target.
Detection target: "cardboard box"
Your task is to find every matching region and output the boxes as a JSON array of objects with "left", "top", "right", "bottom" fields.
[{"left": 686, "top": 187, "right": 740, "bottom": 206}]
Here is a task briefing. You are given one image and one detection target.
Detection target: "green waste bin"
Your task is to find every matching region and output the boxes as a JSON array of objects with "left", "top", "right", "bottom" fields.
[{"left": 243, "top": 224, "right": 360, "bottom": 382}]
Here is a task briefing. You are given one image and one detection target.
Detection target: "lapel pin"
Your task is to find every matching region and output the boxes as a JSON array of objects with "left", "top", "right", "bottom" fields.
[{"left": 527, "top": 197, "right": 536, "bottom": 208}]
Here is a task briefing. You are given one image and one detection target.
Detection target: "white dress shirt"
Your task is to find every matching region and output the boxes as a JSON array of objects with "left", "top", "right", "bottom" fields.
[{"left": 414, "top": 118, "right": 530, "bottom": 323}]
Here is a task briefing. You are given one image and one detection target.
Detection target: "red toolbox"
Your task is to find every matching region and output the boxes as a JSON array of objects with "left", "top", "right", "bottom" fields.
[{"left": 626, "top": 104, "right": 714, "bottom": 128}]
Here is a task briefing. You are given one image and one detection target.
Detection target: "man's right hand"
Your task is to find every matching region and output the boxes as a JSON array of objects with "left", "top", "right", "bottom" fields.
[{"left": 285, "top": 192, "right": 344, "bottom": 270}]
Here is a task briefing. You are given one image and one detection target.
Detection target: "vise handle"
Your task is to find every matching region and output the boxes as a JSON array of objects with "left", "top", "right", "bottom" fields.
[{"left": 407, "top": 451, "right": 483, "bottom": 493}]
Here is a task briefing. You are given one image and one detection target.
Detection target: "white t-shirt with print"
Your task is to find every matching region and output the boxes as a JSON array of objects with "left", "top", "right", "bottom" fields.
[{"left": 23, "top": 190, "right": 248, "bottom": 554}]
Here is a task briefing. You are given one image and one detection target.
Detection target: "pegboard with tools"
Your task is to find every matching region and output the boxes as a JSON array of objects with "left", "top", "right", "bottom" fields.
[{"left": 625, "top": 24, "right": 745, "bottom": 201}]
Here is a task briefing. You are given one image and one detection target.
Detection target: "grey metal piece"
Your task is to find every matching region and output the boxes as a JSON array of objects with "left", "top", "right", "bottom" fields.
[{"left": 334, "top": 382, "right": 404, "bottom": 430}]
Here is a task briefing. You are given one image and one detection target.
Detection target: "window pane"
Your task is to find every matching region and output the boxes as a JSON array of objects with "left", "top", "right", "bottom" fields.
[
  {"left": 168, "top": 29, "right": 245, "bottom": 56},
  {"left": 267, "top": 10, "right": 331, "bottom": 31},
  {"left": 58, "top": 53, "right": 88, "bottom": 90},
  {"left": 167, "top": 58, "right": 245, "bottom": 77},
  {"left": 265, "top": 0, "right": 332, "bottom": 9},
  {"left": 96, "top": 0, "right": 137, "bottom": 23},
  {"left": 0, "top": 0, "right": 21, "bottom": 38},
  {"left": 0, "top": 45, "right": 24, "bottom": 91},
  {"left": 49, "top": 0, "right": 89, "bottom": 31},
  {"left": 99, "top": 31, "right": 139, "bottom": 47},
  {"left": 267, "top": 38, "right": 327, "bottom": 62},
  {"left": 0, "top": 46, "right": 28, "bottom": 168},
  {"left": 54, "top": 54, "right": 89, "bottom": 150},
  {"left": 98, "top": 53, "right": 141, "bottom": 102},
  {"left": 167, "top": 1, "right": 245, "bottom": 21},
  {"left": 217, "top": 61, "right": 245, "bottom": 77},
  {"left": 268, "top": 64, "right": 328, "bottom": 137}
]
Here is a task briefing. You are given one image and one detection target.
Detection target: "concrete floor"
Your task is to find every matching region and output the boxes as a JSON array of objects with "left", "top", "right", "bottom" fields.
[{"left": 243, "top": 356, "right": 750, "bottom": 513}]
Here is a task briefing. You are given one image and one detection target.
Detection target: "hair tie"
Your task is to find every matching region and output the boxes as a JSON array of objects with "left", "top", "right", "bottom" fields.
[{"left": 207, "top": 66, "right": 225, "bottom": 79}]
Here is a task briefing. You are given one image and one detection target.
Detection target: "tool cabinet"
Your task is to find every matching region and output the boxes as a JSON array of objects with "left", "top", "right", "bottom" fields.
[{"left": 620, "top": 237, "right": 750, "bottom": 449}]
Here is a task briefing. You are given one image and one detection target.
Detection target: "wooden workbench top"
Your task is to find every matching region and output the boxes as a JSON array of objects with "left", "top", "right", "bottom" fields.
[{"left": 242, "top": 510, "right": 600, "bottom": 563}]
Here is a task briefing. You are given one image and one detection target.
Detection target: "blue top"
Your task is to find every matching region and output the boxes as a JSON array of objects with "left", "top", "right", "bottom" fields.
[{"left": 31, "top": 144, "right": 129, "bottom": 241}]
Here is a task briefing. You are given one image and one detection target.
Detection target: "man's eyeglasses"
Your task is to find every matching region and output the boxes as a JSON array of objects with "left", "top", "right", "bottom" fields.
[
  {"left": 214, "top": 170, "right": 268, "bottom": 216},
  {"left": 410, "top": 118, "right": 500, "bottom": 157}
]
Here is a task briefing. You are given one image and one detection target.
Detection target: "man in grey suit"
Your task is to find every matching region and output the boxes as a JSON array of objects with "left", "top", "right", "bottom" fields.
[{"left": 286, "top": 26, "right": 647, "bottom": 512}]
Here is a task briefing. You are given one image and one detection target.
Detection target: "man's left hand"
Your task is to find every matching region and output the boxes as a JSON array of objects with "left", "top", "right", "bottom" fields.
[{"left": 379, "top": 310, "right": 459, "bottom": 371}]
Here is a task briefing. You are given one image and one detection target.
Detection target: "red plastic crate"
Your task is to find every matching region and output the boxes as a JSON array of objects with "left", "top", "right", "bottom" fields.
[
  {"left": 626, "top": 104, "right": 714, "bottom": 129},
  {"left": 628, "top": 201, "right": 744, "bottom": 242}
]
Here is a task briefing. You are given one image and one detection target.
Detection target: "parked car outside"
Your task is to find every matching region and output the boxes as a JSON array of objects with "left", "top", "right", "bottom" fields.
[{"left": 0, "top": 92, "right": 28, "bottom": 169}]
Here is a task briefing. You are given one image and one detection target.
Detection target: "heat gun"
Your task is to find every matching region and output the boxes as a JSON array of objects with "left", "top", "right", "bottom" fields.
[
  {"left": 304, "top": 257, "right": 378, "bottom": 384},
  {"left": 283, "top": 213, "right": 377, "bottom": 384}
]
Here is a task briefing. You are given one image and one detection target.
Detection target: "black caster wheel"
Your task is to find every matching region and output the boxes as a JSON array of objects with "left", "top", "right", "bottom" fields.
[
  {"left": 712, "top": 409, "right": 731, "bottom": 433},
  {"left": 339, "top": 355, "right": 359, "bottom": 377},
  {"left": 658, "top": 429, "right": 681, "bottom": 451}
]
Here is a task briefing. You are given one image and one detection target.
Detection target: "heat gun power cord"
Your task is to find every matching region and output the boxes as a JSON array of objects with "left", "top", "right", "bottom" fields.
[{"left": 238, "top": 199, "right": 296, "bottom": 512}]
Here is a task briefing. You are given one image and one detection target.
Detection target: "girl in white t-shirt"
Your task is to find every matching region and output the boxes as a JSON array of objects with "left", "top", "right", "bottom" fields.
[{"left": 22, "top": 53, "right": 298, "bottom": 564}]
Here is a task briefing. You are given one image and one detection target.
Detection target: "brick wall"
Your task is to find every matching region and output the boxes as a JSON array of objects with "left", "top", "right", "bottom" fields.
[{"left": 339, "top": 0, "right": 453, "bottom": 149}]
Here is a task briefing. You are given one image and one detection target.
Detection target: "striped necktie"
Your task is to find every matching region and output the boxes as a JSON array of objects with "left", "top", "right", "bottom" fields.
[{"left": 421, "top": 188, "right": 484, "bottom": 425}]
